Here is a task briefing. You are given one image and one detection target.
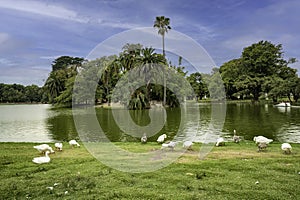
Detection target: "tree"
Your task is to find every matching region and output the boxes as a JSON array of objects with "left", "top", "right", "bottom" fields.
[
  {"left": 112, "top": 46, "right": 167, "bottom": 109},
  {"left": 44, "top": 69, "right": 67, "bottom": 104},
  {"left": 187, "top": 72, "right": 208, "bottom": 100},
  {"left": 119, "top": 43, "right": 143, "bottom": 71},
  {"left": 0, "top": 84, "right": 25, "bottom": 102},
  {"left": 220, "top": 40, "right": 297, "bottom": 101},
  {"left": 0, "top": 83, "right": 42, "bottom": 103},
  {"left": 238, "top": 41, "right": 288, "bottom": 100},
  {"left": 153, "top": 16, "right": 171, "bottom": 57},
  {"left": 204, "top": 68, "right": 226, "bottom": 101},
  {"left": 219, "top": 59, "right": 241, "bottom": 99},
  {"left": 134, "top": 47, "right": 166, "bottom": 109},
  {"left": 292, "top": 77, "right": 300, "bottom": 102},
  {"left": 25, "top": 85, "right": 42, "bottom": 103},
  {"left": 52, "top": 56, "right": 84, "bottom": 71},
  {"left": 44, "top": 56, "right": 84, "bottom": 105},
  {"left": 72, "top": 56, "right": 117, "bottom": 106},
  {"left": 100, "top": 55, "right": 120, "bottom": 106},
  {"left": 154, "top": 16, "right": 171, "bottom": 106}
]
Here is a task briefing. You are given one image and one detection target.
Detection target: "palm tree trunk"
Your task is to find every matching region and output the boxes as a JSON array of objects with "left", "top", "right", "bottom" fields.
[{"left": 162, "top": 34, "right": 166, "bottom": 106}]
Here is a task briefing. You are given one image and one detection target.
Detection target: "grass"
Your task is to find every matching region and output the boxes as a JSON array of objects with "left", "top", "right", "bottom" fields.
[{"left": 0, "top": 141, "right": 299, "bottom": 199}]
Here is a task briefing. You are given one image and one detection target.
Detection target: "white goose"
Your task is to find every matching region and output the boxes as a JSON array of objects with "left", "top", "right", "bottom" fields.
[
  {"left": 183, "top": 141, "right": 193, "bottom": 149},
  {"left": 69, "top": 139, "right": 80, "bottom": 147},
  {"left": 216, "top": 137, "right": 225, "bottom": 147},
  {"left": 54, "top": 142, "right": 63, "bottom": 151},
  {"left": 253, "top": 136, "right": 273, "bottom": 144},
  {"left": 33, "top": 144, "right": 55, "bottom": 154},
  {"left": 233, "top": 130, "right": 241, "bottom": 143},
  {"left": 161, "top": 141, "right": 176, "bottom": 150},
  {"left": 32, "top": 151, "right": 51, "bottom": 164},
  {"left": 281, "top": 143, "right": 292, "bottom": 154},
  {"left": 141, "top": 133, "right": 147, "bottom": 144},
  {"left": 157, "top": 134, "right": 167, "bottom": 143}
]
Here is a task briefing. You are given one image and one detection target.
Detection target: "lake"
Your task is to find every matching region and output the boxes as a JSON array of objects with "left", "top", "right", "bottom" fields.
[{"left": 0, "top": 103, "right": 300, "bottom": 143}]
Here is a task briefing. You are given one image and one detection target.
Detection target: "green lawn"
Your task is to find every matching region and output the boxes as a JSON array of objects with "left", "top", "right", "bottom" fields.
[{"left": 0, "top": 142, "right": 299, "bottom": 199}]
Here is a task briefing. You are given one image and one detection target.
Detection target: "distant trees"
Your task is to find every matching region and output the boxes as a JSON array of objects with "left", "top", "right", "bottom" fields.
[{"left": 0, "top": 83, "right": 43, "bottom": 103}]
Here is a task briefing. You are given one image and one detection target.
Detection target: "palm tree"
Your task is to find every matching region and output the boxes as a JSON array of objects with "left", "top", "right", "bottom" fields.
[
  {"left": 119, "top": 43, "right": 142, "bottom": 71},
  {"left": 138, "top": 47, "right": 166, "bottom": 105},
  {"left": 153, "top": 16, "right": 171, "bottom": 57},
  {"left": 125, "top": 47, "right": 166, "bottom": 110},
  {"left": 153, "top": 16, "right": 171, "bottom": 106}
]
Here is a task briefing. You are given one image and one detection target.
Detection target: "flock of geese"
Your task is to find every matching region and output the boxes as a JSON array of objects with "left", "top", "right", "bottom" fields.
[
  {"left": 32, "top": 139, "right": 80, "bottom": 164},
  {"left": 32, "top": 130, "right": 293, "bottom": 164},
  {"left": 142, "top": 129, "right": 293, "bottom": 154},
  {"left": 141, "top": 133, "right": 179, "bottom": 150},
  {"left": 214, "top": 131, "right": 292, "bottom": 154}
]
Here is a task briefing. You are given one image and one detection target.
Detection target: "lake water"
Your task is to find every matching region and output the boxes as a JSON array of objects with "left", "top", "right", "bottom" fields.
[{"left": 0, "top": 103, "right": 300, "bottom": 143}]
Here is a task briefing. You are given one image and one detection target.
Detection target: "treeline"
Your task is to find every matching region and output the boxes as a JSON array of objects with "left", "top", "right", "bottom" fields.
[
  {"left": 0, "top": 83, "right": 44, "bottom": 103},
  {"left": 42, "top": 40, "right": 300, "bottom": 109},
  {"left": 2, "top": 40, "right": 299, "bottom": 106}
]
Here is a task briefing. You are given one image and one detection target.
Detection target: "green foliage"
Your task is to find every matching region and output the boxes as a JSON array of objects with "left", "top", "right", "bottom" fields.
[
  {"left": 52, "top": 56, "right": 85, "bottom": 71},
  {"left": 54, "top": 76, "right": 75, "bottom": 107},
  {"left": 220, "top": 40, "right": 298, "bottom": 102},
  {"left": 44, "top": 56, "right": 84, "bottom": 105},
  {"left": 41, "top": 40, "right": 299, "bottom": 108},
  {"left": 44, "top": 69, "right": 67, "bottom": 103},
  {"left": 187, "top": 72, "right": 209, "bottom": 100},
  {"left": 0, "top": 83, "right": 43, "bottom": 103},
  {"left": 153, "top": 16, "right": 171, "bottom": 39},
  {"left": 219, "top": 59, "right": 240, "bottom": 99},
  {"left": 241, "top": 41, "right": 286, "bottom": 77},
  {"left": 73, "top": 56, "right": 116, "bottom": 105}
]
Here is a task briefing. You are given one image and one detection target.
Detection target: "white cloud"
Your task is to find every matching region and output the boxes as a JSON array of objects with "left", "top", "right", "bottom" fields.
[
  {"left": 0, "top": 32, "right": 10, "bottom": 44},
  {"left": 0, "top": 65, "right": 50, "bottom": 86},
  {"left": 0, "top": 0, "right": 89, "bottom": 23},
  {"left": 221, "top": 35, "right": 261, "bottom": 52},
  {"left": 40, "top": 55, "right": 63, "bottom": 60},
  {"left": 0, "top": 58, "right": 15, "bottom": 66},
  {"left": 87, "top": 27, "right": 215, "bottom": 73},
  {"left": 0, "top": 32, "right": 29, "bottom": 54},
  {"left": 96, "top": 19, "right": 140, "bottom": 29}
]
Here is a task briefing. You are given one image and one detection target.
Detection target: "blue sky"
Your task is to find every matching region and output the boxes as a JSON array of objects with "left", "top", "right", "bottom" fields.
[{"left": 0, "top": 0, "right": 299, "bottom": 86}]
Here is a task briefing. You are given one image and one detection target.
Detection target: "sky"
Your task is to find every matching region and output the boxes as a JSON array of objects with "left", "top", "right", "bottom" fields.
[{"left": 0, "top": 0, "right": 300, "bottom": 86}]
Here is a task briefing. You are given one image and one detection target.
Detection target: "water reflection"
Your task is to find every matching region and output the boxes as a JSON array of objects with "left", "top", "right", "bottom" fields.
[
  {"left": 0, "top": 104, "right": 52, "bottom": 142},
  {"left": 222, "top": 103, "right": 300, "bottom": 143},
  {"left": 0, "top": 103, "right": 300, "bottom": 143},
  {"left": 46, "top": 107, "right": 78, "bottom": 141}
]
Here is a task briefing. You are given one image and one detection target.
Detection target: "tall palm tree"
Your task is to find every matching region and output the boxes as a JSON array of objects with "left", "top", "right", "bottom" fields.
[
  {"left": 154, "top": 16, "right": 171, "bottom": 106},
  {"left": 153, "top": 16, "right": 171, "bottom": 57}
]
